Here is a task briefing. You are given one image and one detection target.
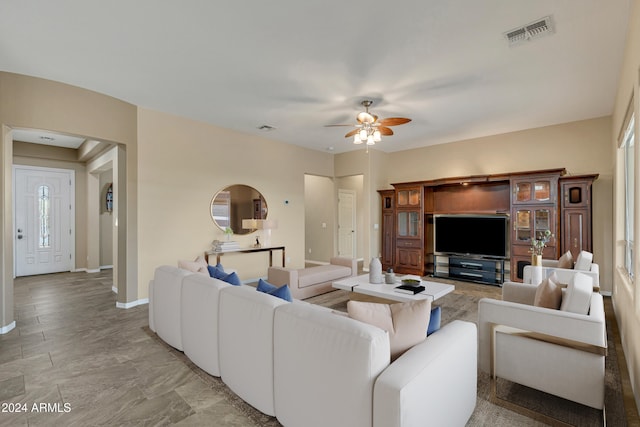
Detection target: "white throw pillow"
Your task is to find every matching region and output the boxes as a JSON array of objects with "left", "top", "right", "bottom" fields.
[
  {"left": 574, "top": 251, "right": 593, "bottom": 271},
  {"left": 347, "top": 299, "right": 431, "bottom": 360},
  {"left": 559, "top": 272, "right": 592, "bottom": 314},
  {"left": 178, "top": 256, "right": 208, "bottom": 275}
]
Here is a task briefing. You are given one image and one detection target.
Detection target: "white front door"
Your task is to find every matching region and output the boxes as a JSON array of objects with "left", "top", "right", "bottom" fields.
[
  {"left": 14, "top": 166, "right": 74, "bottom": 277},
  {"left": 338, "top": 189, "right": 356, "bottom": 258}
]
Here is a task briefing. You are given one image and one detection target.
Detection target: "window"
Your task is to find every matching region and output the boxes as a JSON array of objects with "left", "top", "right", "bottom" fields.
[
  {"left": 38, "top": 185, "right": 51, "bottom": 248},
  {"left": 623, "top": 116, "right": 635, "bottom": 281}
]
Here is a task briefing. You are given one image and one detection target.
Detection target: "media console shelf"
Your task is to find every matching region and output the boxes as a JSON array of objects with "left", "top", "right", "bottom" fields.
[{"left": 434, "top": 255, "right": 506, "bottom": 286}]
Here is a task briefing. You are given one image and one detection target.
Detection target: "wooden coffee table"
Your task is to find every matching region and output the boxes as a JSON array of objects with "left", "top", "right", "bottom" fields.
[{"left": 332, "top": 274, "right": 455, "bottom": 303}]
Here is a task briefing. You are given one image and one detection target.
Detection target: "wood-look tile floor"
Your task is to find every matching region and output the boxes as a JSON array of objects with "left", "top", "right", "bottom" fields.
[
  {"left": 1, "top": 270, "right": 638, "bottom": 426},
  {"left": 0, "top": 270, "right": 258, "bottom": 426}
]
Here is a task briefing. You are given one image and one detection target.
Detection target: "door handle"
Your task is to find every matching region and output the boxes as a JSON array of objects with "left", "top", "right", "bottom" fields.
[{"left": 17, "top": 235, "right": 23, "bottom": 240}]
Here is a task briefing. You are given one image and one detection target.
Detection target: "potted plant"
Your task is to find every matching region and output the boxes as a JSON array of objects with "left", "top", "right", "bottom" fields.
[
  {"left": 224, "top": 227, "right": 233, "bottom": 241},
  {"left": 530, "top": 229, "right": 552, "bottom": 266}
]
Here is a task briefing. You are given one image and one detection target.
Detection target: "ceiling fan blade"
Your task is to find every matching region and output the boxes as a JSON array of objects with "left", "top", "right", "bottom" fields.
[
  {"left": 344, "top": 129, "right": 359, "bottom": 138},
  {"left": 378, "top": 126, "right": 394, "bottom": 136},
  {"left": 378, "top": 117, "right": 412, "bottom": 126}
]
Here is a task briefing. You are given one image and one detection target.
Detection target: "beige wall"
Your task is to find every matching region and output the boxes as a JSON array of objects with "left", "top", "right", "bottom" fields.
[
  {"left": 100, "top": 170, "right": 113, "bottom": 267},
  {"left": 304, "top": 174, "right": 335, "bottom": 263},
  {"left": 611, "top": 0, "right": 640, "bottom": 410},
  {"left": 136, "top": 108, "right": 334, "bottom": 295},
  {"left": 0, "top": 72, "right": 138, "bottom": 329}
]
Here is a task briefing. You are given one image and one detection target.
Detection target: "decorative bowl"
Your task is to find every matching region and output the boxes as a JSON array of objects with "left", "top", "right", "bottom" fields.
[{"left": 401, "top": 278, "right": 421, "bottom": 287}]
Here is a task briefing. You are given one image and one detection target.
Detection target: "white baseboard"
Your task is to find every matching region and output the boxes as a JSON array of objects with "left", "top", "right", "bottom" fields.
[
  {"left": 0, "top": 321, "right": 16, "bottom": 335},
  {"left": 601, "top": 290, "right": 612, "bottom": 296},
  {"left": 101, "top": 265, "right": 114, "bottom": 270},
  {"left": 112, "top": 286, "right": 118, "bottom": 294},
  {"left": 71, "top": 268, "right": 101, "bottom": 273},
  {"left": 116, "top": 298, "right": 149, "bottom": 309}
]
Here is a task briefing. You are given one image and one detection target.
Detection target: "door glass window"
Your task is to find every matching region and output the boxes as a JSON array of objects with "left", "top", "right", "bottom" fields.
[{"left": 38, "top": 185, "right": 51, "bottom": 248}]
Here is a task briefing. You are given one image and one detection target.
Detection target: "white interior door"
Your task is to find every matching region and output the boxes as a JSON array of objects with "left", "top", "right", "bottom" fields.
[
  {"left": 338, "top": 189, "right": 356, "bottom": 258},
  {"left": 14, "top": 166, "right": 74, "bottom": 277}
]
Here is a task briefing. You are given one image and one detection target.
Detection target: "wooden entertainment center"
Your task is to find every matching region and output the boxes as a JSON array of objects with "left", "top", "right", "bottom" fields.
[{"left": 379, "top": 168, "right": 597, "bottom": 284}]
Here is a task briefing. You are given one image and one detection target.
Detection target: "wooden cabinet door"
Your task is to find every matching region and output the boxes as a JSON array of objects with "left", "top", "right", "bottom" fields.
[
  {"left": 396, "top": 247, "right": 422, "bottom": 274},
  {"left": 563, "top": 209, "right": 591, "bottom": 259},
  {"left": 381, "top": 211, "right": 395, "bottom": 270}
]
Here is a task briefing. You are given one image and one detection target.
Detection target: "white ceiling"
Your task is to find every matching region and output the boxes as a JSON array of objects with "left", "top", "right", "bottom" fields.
[{"left": 0, "top": 1, "right": 630, "bottom": 153}]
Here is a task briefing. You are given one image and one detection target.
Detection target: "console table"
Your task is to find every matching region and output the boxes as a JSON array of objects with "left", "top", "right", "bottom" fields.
[{"left": 204, "top": 245, "right": 286, "bottom": 267}]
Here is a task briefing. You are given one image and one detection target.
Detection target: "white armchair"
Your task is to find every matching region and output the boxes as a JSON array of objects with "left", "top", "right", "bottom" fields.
[
  {"left": 523, "top": 250, "right": 600, "bottom": 289},
  {"left": 478, "top": 280, "right": 607, "bottom": 420}
]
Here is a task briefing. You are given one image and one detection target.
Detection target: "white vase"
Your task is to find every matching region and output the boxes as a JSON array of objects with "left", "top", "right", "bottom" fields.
[
  {"left": 530, "top": 265, "right": 543, "bottom": 285},
  {"left": 369, "top": 257, "right": 383, "bottom": 284}
]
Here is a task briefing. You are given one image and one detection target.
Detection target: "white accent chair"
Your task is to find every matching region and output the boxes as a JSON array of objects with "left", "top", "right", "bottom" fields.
[
  {"left": 478, "top": 279, "right": 607, "bottom": 418},
  {"left": 523, "top": 250, "right": 599, "bottom": 289}
]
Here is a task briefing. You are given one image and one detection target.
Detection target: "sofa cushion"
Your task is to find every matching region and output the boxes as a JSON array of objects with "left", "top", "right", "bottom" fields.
[
  {"left": 347, "top": 299, "right": 431, "bottom": 360},
  {"left": 574, "top": 251, "right": 593, "bottom": 271},
  {"left": 560, "top": 272, "right": 593, "bottom": 314},
  {"left": 298, "top": 265, "right": 352, "bottom": 288},
  {"left": 257, "top": 279, "right": 292, "bottom": 302},
  {"left": 533, "top": 273, "right": 562, "bottom": 309},
  {"left": 557, "top": 251, "right": 574, "bottom": 269},
  {"left": 273, "top": 302, "right": 389, "bottom": 427},
  {"left": 178, "top": 256, "right": 208, "bottom": 275}
]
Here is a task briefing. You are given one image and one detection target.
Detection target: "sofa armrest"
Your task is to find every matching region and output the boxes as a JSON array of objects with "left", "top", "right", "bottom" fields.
[
  {"left": 478, "top": 295, "right": 606, "bottom": 373},
  {"left": 267, "top": 266, "right": 299, "bottom": 288},
  {"left": 329, "top": 257, "right": 357, "bottom": 276},
  {"left": 502, "top": 281, "right": 537, "bottom": 305},
  {"left": 373, "top": 320, "right": 477, "bottom": 427},
  {"left": 524, "top": 265, "right": 600, "bottom": 289},
  {"left": 542, "top": 259, "right": 559, "bottom": 267}
]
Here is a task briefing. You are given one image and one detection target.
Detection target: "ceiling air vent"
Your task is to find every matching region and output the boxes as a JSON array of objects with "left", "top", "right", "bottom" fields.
[{"left": 504, "top": 16, "right": 554, "bottom": 46}]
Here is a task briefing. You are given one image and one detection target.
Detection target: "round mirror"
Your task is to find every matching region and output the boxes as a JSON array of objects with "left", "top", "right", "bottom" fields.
[{"left": 210, "top": 185, "right": 268, "bottom": 235}]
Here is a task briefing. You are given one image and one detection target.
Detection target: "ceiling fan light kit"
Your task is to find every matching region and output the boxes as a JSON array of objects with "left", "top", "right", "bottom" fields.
[{"left": 326, "top": 99, "right": 411, "bottom": 148}]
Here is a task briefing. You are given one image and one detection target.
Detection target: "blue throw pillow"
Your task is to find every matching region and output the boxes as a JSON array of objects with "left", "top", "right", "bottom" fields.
[
  {"left": 257, "top": 278, "right": 277, "bottom": 293},
  {"left": 207, "top": 263, "right": 228, "bottom": 280},
  {"left": 221, "top": 271, "right": 241, "bottom": 286},
  {"left": 427, "top": 306, "right": 441, "bottom": 336},
  {"left": 256, "top": 278, "right": 292, "bottom": 302}
]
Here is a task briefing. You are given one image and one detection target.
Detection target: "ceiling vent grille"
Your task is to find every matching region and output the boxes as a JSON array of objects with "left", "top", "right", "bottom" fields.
[{"left": 504, "top": 16, "right": 554, "bottom": 46}]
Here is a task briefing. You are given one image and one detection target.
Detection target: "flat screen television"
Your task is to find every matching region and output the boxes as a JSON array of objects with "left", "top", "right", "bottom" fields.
[{"left": 434, "top": 214, "right": 509, "bottom": 259}]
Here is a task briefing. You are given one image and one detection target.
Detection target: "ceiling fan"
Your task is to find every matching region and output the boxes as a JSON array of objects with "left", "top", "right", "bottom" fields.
[{"left": 326, "top": 100, "right": 411, "bottom": 145}]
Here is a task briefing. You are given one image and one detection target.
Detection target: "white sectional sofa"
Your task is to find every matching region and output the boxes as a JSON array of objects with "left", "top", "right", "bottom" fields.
[{"left": 149, "top": 265, "right": 478, "bottom": 427}]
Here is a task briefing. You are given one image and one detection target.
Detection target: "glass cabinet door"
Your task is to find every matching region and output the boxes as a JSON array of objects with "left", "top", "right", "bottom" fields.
[
  {"left": 533, "top": 181, "right": 551, "bottom": 202},
  {"left": 534, "top": 209, "right": 551, "bottom": 239},
  {"left": 515, "top": 182, "right": 532, "bottom": 203},
  {"left": 397, "top": 188, "right": 420, "bottom": 207},
  {"left": 397, "top": 211, "right": 420, "bottom": 237},
  {"left": 515, "top": 209, "right": 532, "bottom": 242}
]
